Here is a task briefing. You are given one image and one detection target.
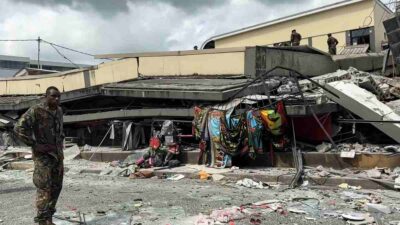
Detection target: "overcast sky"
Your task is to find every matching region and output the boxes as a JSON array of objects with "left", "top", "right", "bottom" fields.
[{"left": 0, "top": 0, "right": 393, "bottom": 65}]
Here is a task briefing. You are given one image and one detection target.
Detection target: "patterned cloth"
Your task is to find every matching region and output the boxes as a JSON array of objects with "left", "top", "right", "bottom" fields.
[{"left": 246, "top": 110, "right": 264, "bottom": 154}]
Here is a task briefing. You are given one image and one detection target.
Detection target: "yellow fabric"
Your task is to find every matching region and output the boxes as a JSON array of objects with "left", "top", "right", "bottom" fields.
[{"left": 260, "top": 110, "right": 282, "bottom": 136}]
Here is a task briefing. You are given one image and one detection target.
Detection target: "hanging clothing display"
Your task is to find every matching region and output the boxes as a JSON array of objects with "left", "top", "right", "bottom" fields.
[{"left": 246, "top": 110, "right": 264, "bottom": 154}]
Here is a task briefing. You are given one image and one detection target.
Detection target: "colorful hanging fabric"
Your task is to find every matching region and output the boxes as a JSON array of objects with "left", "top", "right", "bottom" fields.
[
  {"left": 193, "top": 106, "right": 210, "bottom": 139},
  {"left": 260, "top": 101, "right": 287, "bottom": 136},
  {"left": 219, "top": 110, "right": 246, "bottom": 156},
  {"left": 246, "top": 110, "right": 264, "bottom": 154}
]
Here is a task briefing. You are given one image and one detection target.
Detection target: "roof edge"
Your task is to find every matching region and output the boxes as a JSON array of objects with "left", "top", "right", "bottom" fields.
[{"left": 95, "top": 47, "right": 246, "bottom": 59}]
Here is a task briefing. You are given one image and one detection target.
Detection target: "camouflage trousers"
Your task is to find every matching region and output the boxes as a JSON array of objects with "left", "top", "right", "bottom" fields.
[{"left": 32, "top": 155, "right": 64, "bottom": 222}]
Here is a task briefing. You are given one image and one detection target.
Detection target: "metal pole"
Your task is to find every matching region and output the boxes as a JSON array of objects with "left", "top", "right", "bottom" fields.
[
  {"left": 292, "top": 72, "right": 338, "bottom": 150},
  {"left": 37, "top": 36, "right": 41, "bottom": 69}
]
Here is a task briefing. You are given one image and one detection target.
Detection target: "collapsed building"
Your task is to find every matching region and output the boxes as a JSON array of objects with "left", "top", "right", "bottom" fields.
[{"left": 0, "top": 43, "right": 399, "bottom": 176}]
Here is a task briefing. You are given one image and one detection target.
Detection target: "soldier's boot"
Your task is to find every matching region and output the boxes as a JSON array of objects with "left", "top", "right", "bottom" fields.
[
  {"left": 45, "top": 218, "right": 55, "bottom": 225},
  {"left": 38, "top": 221, "right": 47, "bottom": 225}
]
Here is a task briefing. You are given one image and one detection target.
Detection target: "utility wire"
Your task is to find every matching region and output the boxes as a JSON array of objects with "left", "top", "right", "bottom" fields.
[
  {"left": 48, "top": 43, "right": 80, "bottom": 68},
  {"left": 362, "top": 0, "right": 378, "bottom": 27},
  {"left": 0, "top": 39, "right": 37, "bottom": 42},
  {"left": 41, "top": 39, "right": 95, "bottom": 57}
]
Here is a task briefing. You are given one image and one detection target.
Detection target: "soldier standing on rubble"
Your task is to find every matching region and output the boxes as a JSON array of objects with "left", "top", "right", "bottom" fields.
[
  {"left": 14, "top": 86, "right": 64, "bottom": 225},
  {"left": 290, "top": 29, "right": 302, "bottom": 46},
  {"left": 327, "top": 33, "right": 339, "bottom": 55}
]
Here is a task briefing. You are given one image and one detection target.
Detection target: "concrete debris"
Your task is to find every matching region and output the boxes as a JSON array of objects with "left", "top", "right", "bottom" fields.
[
  {"left": 288, "top": 207, "right": 307, "bottom": 214},
  {"left": 366, "top": 203, "right": 392, "bottom": 214},
  {"left": 277, "top": 81, "right": 298, "bottom": 94},
  {"left": 341, "top": 212, "right": 366, "bottom": 221},
  {"left": 82, "top": 144, "right": 93, "bottom": 151},
  {"left": 315, "top": 142, "right": 332, "bottom": 152},
  {"left": 383, "top": 145, "right": 400, "bottom": 153},
  {"left": 339, "top": 183, "right": 362, "bottom": 190},
  {"left": 299, "top": 69, "right": 350, "bottom": 92},
  {"left": 395, "top": 177, "right": 400, "bottom": 189},
  {"left": 236, "top": 178, "right": 267, "bottom": 189},
  {"left": 340, "top": 150, "right": 356, "bottom": 158},
  {"left": 211, "top": 174, "right": 225, "bottom": 181},
  {"left": 63, "top": 145, "right": 80, "bottom": 161},
  {"left": 366, "top": 169, "right": 382, "bottom": 179},
  {"left": 166, "top": 174, "right": 185, "bottom": 181},
  {"left": 345, "top": 213, "right": 375, "bottom": 225},
  {"left": 325, "top": 80, "right": 400, "bottom": 143},
  {"left": 386, "top": 99, "right": 400, "bottom": 115}
]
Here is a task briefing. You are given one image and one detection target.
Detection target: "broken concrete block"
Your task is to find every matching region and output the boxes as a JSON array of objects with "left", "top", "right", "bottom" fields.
[
  {"left": 340, "top": 150, "right": 356, "bottom": 158},
  {"left": 315, "top": 142, "right": 332, "bottom": 152},
  {"left": 299, "top": 70, "right": 350, "bottom": 91},
  {"left": 212, "top": 174, "right": 225, "bottom": 181},
  {"left": 366, "top": 169, "right": 382, "bottom": 179},
  {"left": 384, "top": 145, "right": 400, "bottom": 153},
  {"left": 352, "top": 143, "right": 364, "bottom": 152},
  {"left": 357, "top": 76, "right": 386, "bottom": 100},
  {"left": 366, "top": 203, "right": 392, "bottom": 214},
  {"left": 325, "top": 81, "right": 400, "bottom": 143},
  {"left": 390, "top": 87, "right": 400, "bottom": 98},
  {"left": 395, "top": 177, "right": 400, "bottom": 189},
  {"left": 386, "top": 99, "right": 400, "bottom": 115},
  {"left": 64, "top": 145, "right": 81, "bottom": 161}
]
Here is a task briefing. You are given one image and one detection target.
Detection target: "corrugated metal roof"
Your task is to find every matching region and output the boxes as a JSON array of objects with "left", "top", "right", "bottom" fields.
[{"left": 339, "top": 44, "right": 370, "bottom": 55}]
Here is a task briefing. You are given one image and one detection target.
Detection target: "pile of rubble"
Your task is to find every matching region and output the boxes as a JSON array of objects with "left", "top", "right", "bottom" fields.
[{"left": 195, "top": 185, "right": 400, "bottom": 225}]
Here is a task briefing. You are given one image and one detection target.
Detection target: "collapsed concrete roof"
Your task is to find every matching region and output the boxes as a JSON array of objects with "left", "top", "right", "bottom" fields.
[{"left": 0, "top": 46, "right": 338, "bottom": 96}]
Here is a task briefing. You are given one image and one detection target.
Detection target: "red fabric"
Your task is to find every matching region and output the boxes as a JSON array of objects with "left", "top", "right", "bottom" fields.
[
  {"left": 276, "top": 101, "right": 288, "bottom": 128},
  {"left": 292, "top": 114, "right": 332, "bottom": 142},
  {"left": 149, "top": 137, "right": 161, "bottom": 150}
]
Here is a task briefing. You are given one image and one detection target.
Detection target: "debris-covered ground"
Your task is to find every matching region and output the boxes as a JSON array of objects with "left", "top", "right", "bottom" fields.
[{"left": 1, "top": 159, "right": 400, "bottom": 225}]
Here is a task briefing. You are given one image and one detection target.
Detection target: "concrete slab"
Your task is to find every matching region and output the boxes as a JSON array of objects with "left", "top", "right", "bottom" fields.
[
  {"left": 333, "top": 53, "right": 389, "bottom": 72},
  {"left": 6, "top": 161, "right": 33, "bottom": 170},
  {"left": 325, "top": 81, "right": 400, "bottom": 143},
  {"left": 78, "top": 150, "right": 400, "bottom": 170},
  {"left": 247, "top": 46, "right": 338, "bottom": 77},
  {"left": 152, "top": 165, "right": 392, "bottom": 189}
]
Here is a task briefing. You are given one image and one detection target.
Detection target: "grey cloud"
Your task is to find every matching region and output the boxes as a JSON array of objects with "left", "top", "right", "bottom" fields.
[
  {"left": 13, "top": 0, "right": 227, "bottom": 16},
  {"left": 13, "top": 0, "right": 302, "bottom": 17},
  {"left": 1, "top": 0, "right": 343, "bottom": 65},
  {"left": 13, "top": 0, "right": 130, "bottom": 17}
]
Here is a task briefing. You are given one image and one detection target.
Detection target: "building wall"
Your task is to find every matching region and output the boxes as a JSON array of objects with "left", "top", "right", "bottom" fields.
[
  {"left": 214, "top": 0, "right": 376, "bottom": 52},
  {"left": 312, "top": 31, "right": 347, "bottom": 52},
  {"left": 0, "top": 58, "right": 139, "bottom": 95},
  {"left": 373, "top": 1, "right": 392, "bottom": 52},
  {"left": 138, "top": 51, "right": 245, "bottom": 76},
  {"left": 0, "top": 50, "right": 246, "bottom": 95}
]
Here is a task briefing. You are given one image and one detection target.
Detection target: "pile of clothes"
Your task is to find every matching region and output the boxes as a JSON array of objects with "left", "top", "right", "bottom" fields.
[
  {"left": 193, "top": 98, "right": 289, "bottom": 168},
  {"left": 135, "top": 120, "right": 181, "bottom": 168}
]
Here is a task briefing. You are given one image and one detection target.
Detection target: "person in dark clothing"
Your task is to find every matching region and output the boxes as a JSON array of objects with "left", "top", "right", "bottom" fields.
[
  {"left": 290, "top": 29, "right": 302, "bottom": 46},
  {"left": 327, "top": 33, "right": 339, "bottom": 55},
  {"left": 14, "top": 86, "right": 64, "bottom": 225}
]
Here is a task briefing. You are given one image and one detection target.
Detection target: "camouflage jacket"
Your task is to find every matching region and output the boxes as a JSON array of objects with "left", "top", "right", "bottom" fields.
[{"left": 14, "top": 102, "right": 64, "bottom": 161}]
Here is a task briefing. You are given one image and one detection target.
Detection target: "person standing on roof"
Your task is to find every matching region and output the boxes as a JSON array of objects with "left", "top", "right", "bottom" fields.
[
  {"left": 14, "top": 86, "right": 64, "bottom": 225},
  {"left": 327, "top": 33, "right": 339, "bottom": 55},
  {"left": 290, "top": 29, "right": 302, "bottom": 46}
]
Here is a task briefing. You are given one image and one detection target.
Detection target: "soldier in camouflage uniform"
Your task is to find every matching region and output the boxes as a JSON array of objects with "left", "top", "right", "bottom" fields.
[{"left": 14, "top": 86, "right": 64, "bottom": 225}]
